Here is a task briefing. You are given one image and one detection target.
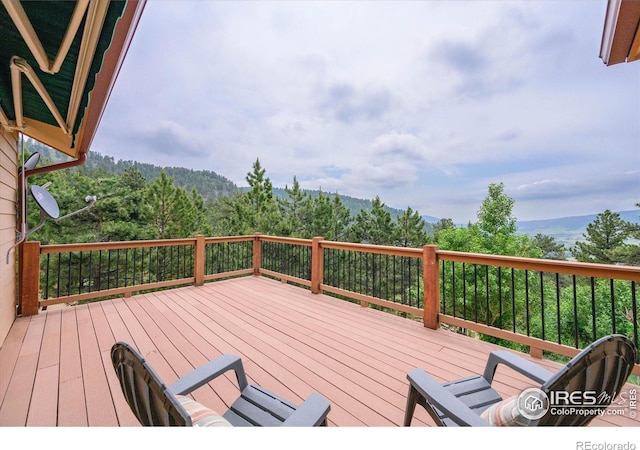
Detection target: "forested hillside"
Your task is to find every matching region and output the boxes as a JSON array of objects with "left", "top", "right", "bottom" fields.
[
  {"left": 26, "top": 139, "right": 417, "bottom": 223},
  {"left": 26, "top": 139, "right": 238, "bottom": 202}
]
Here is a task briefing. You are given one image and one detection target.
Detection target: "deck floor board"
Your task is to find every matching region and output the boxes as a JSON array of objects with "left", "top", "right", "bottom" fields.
[{"left": 1, "top": 276, "right": 637, "bottom": 428}]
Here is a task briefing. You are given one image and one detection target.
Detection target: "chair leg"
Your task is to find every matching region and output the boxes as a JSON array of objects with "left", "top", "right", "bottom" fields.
[{"left": 404, "top": 385, "right": 420, "bottom": 426}]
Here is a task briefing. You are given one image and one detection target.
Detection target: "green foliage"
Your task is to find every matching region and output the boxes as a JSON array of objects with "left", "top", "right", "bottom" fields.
[
  {"left": 145, "top": 170, "right": 210, "bottom": 239},
  {"left": 348, "top": 196, "right": 398, "bottom": 245},
  {"left": 571, "top": 209, "right": 634, "bottom": 264},
  {"left": 236, "top": 159, "right": 284, "bottom": 234},
  {"left": 396, "top": 207, "right": 430, "bottom": 248},
  {"left": 27, "top": 138, "right": 238, "bottom": 201},
  {"left": 278, "top": 176, "right": 309, "bottom": 237},
  {"left": 306, "top": 190, "right": 352, "bottom": 240},
  {"left": 477, "top": 182, "right": 516, "bottom": 237},
  {"left": 533, "top": 233, "right": 567, "bottom": 260}
]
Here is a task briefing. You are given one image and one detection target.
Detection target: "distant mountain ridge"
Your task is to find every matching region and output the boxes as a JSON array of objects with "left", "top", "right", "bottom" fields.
[
  {"left": 515, "top": 210, "right": 640, "bottom": 246},
  {"left": 418, "top": 211, "right": 640, "bottom": 245},
  {"left": 25, "top": 140, "right": 238, "bottom": 201}
]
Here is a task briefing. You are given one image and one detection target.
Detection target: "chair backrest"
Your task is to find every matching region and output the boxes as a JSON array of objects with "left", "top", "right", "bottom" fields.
[
  {"left": 111, "top": 341, "right": 191, "bottom": 426},
  {"left": 538, "top": 334, "right": 637, "bottom": 426}
]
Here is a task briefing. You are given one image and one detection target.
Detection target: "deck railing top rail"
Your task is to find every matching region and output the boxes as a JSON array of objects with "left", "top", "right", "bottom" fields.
[
  {"left": 39, "top": 238, "right": 197, "bottom": 254},
  {"left": 320, "top": 239, "right": 423, "bottom": 258},
  {"left": 437, "top": 249, "right": 640, "bottom": 281}
]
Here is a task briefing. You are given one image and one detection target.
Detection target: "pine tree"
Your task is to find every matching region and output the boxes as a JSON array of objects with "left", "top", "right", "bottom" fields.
[
  {"left": 229, "top": 158, "right": 283, "bottom": 234},
  {"left": 329, "top": 193, "right": 352, "bottom": 241},
  {"left": 396, "top": 206, "right": 429, "bottom": 248},
  {"left": 348, "top": 196, "right": 397, "bottom": 245},
  {"left": 534, "top": 233, "right": 567, "bottom": 260},
  {"left": 146, "top": 170, "right": 176, "bottom": 239},
  {"left": 279, "top": 176, "right": 309, "bottom": 237},
  {"left": 572, "top": 210, "right": 631, "bottom": 264},
  {"left": 246, "top": 158, "right": 273, "bottom": 217}
]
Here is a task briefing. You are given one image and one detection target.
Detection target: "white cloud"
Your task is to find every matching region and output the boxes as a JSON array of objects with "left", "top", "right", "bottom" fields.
[{"left": 92, "top": 1, "right": 640, "bottom": 223}]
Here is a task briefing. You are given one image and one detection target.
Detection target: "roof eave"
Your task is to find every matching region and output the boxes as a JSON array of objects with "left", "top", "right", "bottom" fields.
[
  {"left": 600, "top": 0, "right": 640, "bottom": 65},
  {"left": 75, "top": 0, "right": 147, "bottom": 157}
]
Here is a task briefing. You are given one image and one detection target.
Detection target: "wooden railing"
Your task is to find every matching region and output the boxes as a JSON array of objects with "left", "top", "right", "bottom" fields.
[
  {"left": 19, "top": 235, "right": 255, "bottom": 314},
  {"left": 18, "top": 234, "right": 640, "bottom": 373},
  {"left": 437, "top": 251, "right": 639, "bottom": 372}
]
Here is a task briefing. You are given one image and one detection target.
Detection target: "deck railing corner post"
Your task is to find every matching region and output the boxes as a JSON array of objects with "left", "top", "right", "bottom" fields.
[
  {"left": 19, "top": 240, "right": 41, "bottom": 316},
  {"left": 253, "top": 233, "right": 262, "bottom": 276},
  {"left": 311, "top": 236, "right": 324, "bottom": 294},
  {"left": 423, "top": 244, "right": 440, "bottom": 329},
  {"left": 194, "top": 234, "right": 205, "bottom": 286}
]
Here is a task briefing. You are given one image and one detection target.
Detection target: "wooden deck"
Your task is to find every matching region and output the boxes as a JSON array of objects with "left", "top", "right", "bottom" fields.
[{"left": 1, "top": 276, "right": 638, "bottom": 427}]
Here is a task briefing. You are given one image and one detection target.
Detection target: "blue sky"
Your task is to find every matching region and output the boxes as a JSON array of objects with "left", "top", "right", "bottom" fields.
[{"left": 92, "top": 1, "right": 639, "bottom": 223}]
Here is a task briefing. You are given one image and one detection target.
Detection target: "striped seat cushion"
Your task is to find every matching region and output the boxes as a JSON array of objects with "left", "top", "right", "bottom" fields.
[
  {"left": 480, "top": 396, "right": 532, "bottom": 426},
  {"left": 176, "top": 395, "right": 233, "bottom": 427}
]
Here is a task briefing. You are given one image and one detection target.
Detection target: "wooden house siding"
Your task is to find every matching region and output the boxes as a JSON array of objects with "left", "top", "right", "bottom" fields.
[{"left": 0, "top": 128, "right": 18, "bottom": 345}]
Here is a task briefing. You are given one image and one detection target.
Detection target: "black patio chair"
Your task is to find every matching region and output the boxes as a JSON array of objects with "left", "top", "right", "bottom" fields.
[
  {"left": 403, "top": 334, "right": 637, "bottom": 426},
  {"left": 111, "top": 341, "right": 331, "bottom": 426}
]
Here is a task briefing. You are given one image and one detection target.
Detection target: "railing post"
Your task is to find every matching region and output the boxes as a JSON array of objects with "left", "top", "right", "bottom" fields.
[
  {"left": 19, "top": 240, "right": 41, "bottom": 316},
  {"left": 311, "top": 236, "right": 324, "bottom": 294},
  {"left": 194, "top": 234, "right": 205, "bottom": 286},
  {"left": 423, "top": 244, "right": 440, "bottom": 329},
  {"left": 253, "top": 233, "right": 262, "bottom": 276}
]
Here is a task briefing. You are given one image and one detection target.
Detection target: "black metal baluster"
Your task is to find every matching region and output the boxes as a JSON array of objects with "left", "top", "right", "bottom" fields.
[
  {"left": 452, "top": 262, "right": 456, "bottom": 318},
  {"left": 115, "top": 249, "right": 120, "bottom": 287},
  {"left": 124, "top": 248, "right": 129, "bottom": 287},
  {"left": 572, "top": 275, "right": 579, "bottom": 348},
  {"left": 540, "top": 271, "right": 545, "bottom": 341},
  {"left": 56, "top": 253, "right": 62, "bottom": 298},
  {"left": 67, "top": 251, "right": 72, "bottom": 296},
  {"left": 97, "top": 250, "right": 102, "bottom": 292},
  {"left": 441, "top": 260, "right": 446, "bottom": 314},
  {"left": 107, "top": 250, "right": 112, "bottom": 289},
  {"left": 45, "top": 254, "right": 50, "bottom": 300},
  {"left": 511, "top": 268, "right": 516, "bottom": 333},
  {"left": 498, "top": 267, "right": 502, "bottom": 329},
  {"left": 485, "top": 265, "right": 489, "bottom": 325},
  {"left": 591, "top": 277, "right": 597, "bottom": 341},
  {"left": 556, "top": 273, "right": 561, "bottom": 344},
  {"left": 631, "top": 282, "right": 638, "bottom": 363},
  {"left": 87, "top": 251, "right": 92, "bottom": 294},
  {"left": 525, "top": 270, "right": 530, "bottom": 336},
  {"left": 78, "top": 252, "right": 82, "bottom": 295},
  {"left": 474, "top": 264, "right": 478, "bottom": 323},
  {"left": 610, "top": 278, "right": 616, "bottom": 334},
  {"left": 462, "top": 262, "right": 467, "bottom": 320}
]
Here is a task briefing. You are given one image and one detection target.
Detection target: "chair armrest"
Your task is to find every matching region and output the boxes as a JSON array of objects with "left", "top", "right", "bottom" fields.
[
  {"left": 407, "top": 368, "right": 488, "bottom": 426},
  {"left": 167, "top": 354, "right": 249, "bottom": 396},
  {"left": 482, "top": 351, "right": 553, "bottom": 385},
  {"left": 281, "top": 392, "right": 331, "bottom": 427}
]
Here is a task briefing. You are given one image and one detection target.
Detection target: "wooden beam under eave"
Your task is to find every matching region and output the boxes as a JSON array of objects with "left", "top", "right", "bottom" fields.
[
  {"left": 21, "top": 118, "right": 76, "bottom": 158},
  {"left": 629, "top": 23, "right": 640, "bottom": 62}
]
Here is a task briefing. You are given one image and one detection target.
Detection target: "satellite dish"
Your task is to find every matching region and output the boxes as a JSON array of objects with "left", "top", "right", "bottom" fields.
[
  {"left": 19, "top": 152, "right": 40, "bottom": 173},
  {"left": 30, "top": 184, "right": 60, "bottom": 219}
]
